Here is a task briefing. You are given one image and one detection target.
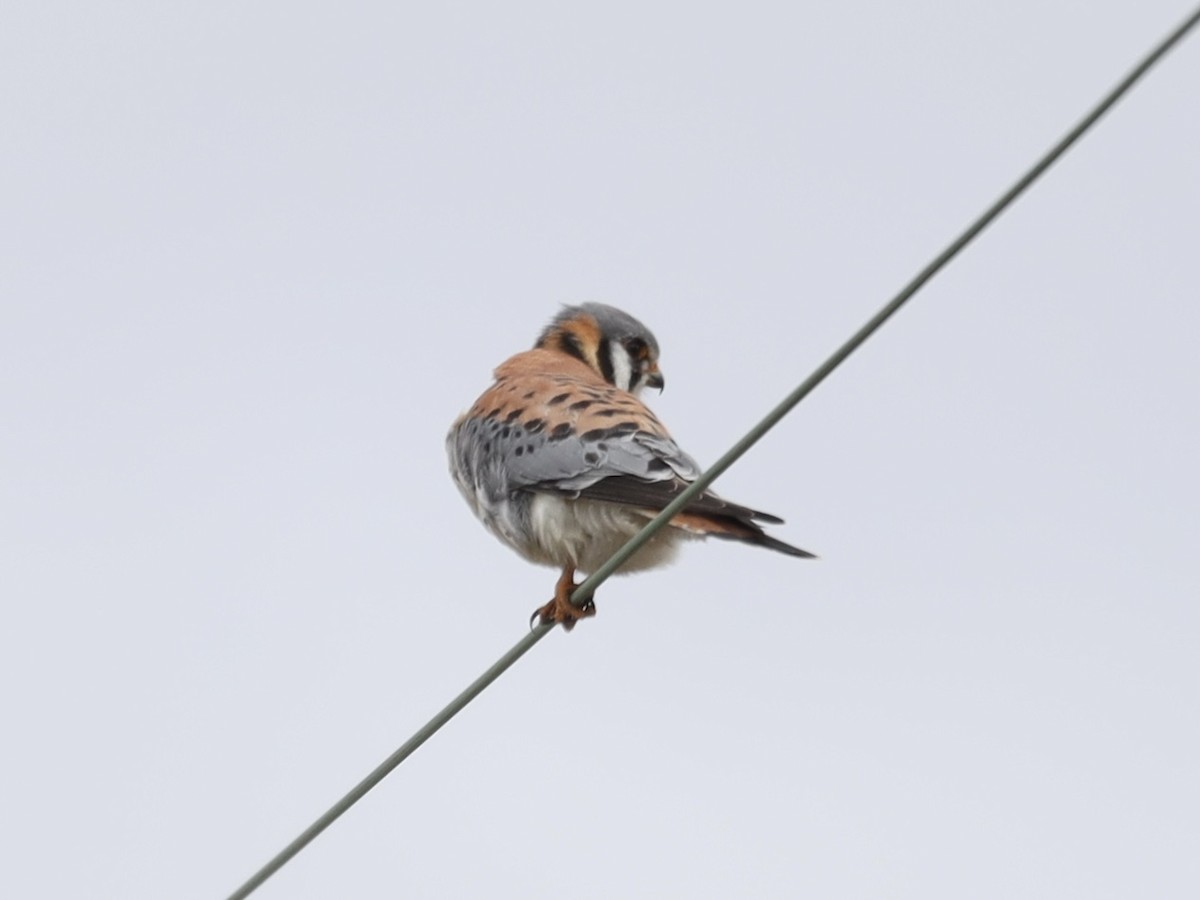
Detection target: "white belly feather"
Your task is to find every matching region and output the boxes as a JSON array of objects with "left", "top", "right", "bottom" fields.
[{"left": 524, "top": 494, "right": 688, "bottom": 574}]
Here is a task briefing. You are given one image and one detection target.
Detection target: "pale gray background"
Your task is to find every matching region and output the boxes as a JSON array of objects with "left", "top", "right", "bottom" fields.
[{"left": 2, "top": 2, "right": 1197, "bottom": 898}]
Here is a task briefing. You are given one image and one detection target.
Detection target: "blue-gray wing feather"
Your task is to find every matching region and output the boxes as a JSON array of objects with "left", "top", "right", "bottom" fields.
[{"left": 451, "top": 414, "right": 700, "bottom": 499}]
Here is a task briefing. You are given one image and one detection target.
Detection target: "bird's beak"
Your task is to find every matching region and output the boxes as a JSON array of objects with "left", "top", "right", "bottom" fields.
[{"left": 645, "top": 364, "right": 665, "bottom": 392}]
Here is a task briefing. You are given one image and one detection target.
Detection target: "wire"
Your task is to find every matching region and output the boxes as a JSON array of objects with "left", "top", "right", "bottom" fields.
[
  {"left": 225, "top": 630, "right": 545, "bottom": 900},
  {"left": 225, "top": 7, "right": 1200, "bottom": 898}
]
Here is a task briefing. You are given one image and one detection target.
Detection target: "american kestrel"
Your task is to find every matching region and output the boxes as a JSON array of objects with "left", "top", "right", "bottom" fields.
[{"left": 447, "top": 303, "right": 813, "bottom": 629}]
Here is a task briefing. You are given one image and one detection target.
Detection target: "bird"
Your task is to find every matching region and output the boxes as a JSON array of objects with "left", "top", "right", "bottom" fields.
[{"left": 447, "top": 303, "right": 814, "bottom": 629}]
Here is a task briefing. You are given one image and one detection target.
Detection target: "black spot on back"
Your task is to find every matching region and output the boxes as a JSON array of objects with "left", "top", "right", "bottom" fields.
[
  {"left": 548, "top": 393, "right": 570, "bottom": 405},
  {"left": 504, "top": 409, "right": 524, "bottom": 424},
  {"left": 524, "top": 418, "right": 546, "bottom": 434},
  {"left": 569, "top": 399, "right": 593, "bottom": 411},
  {"left": 549, "top": 422, "right": 573, "bottom": 441},
  {"left": 583, "top": 451, "right": 600, "bottom": 465}
]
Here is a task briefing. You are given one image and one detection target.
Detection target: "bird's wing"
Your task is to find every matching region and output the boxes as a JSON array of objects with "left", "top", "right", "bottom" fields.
[
  {"left": 448, "top": 349, "right": 813, "bottom": 557},
  {"left": 453, "top": 350, "right": 771, "bottom": 503},
  {"left": 449, "top": 350, "right": 694, "bottom": 493}
]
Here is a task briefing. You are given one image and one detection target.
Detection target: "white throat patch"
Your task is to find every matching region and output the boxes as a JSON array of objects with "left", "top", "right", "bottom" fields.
[{"left": 608, "top": 342, "right": 634, "bottom": 392}]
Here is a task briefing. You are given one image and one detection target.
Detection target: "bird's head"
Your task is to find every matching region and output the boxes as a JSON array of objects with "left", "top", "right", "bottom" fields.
[{"left": 535, "top": 303, "right": 664, "bottom": 395}]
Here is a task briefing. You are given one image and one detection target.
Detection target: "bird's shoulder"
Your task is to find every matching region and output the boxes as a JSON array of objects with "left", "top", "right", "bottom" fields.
[
  {"left": 449, "top": 348, "right": 699, "bottom": 492},
  {"left": 462, "top": 348, "right": 671, "bottom": 440}
]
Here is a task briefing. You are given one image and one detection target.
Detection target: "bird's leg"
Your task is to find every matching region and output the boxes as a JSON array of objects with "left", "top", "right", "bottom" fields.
[{"left": 531, "top": 564, "right": 596, "bottom": 631}]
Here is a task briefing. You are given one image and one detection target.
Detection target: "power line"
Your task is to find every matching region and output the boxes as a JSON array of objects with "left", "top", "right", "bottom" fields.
[
  {"left": 225, "top": 7, "right": 1200, "bottom": 898},
  {"left": 226, "top": 631, "right": 545, "bottom": 900}
]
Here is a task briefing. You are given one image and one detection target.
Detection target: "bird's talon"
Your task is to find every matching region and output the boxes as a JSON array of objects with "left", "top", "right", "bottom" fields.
[{"left": 529, "top": 576, "right": 596, "bottom": 633}]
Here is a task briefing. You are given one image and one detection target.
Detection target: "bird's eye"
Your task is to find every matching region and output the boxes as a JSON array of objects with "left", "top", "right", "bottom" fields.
[{"left": 624, "top": 338, "right": 648, "bottom": 360}]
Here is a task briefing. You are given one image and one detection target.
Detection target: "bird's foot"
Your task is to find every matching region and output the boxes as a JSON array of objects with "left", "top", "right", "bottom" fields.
[
  {"left": 530, "top": 568, "right": 595, "bottom": 632},
  {"left": 531, "top": 593, "right": 595, "bottom": 631}
]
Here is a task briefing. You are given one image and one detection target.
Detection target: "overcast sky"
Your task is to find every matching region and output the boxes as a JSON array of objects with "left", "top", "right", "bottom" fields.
[{"left": 3, "top": 2, "right": 1198, "bottom": 898}]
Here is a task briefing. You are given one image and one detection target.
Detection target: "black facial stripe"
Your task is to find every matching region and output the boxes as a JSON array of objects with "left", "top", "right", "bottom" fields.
[
  {"left": 558, "top": 331, "right": 587, "bottom": 364},
  {"left": 597, "top": 337, "right": 616, "bottom": 384}
]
